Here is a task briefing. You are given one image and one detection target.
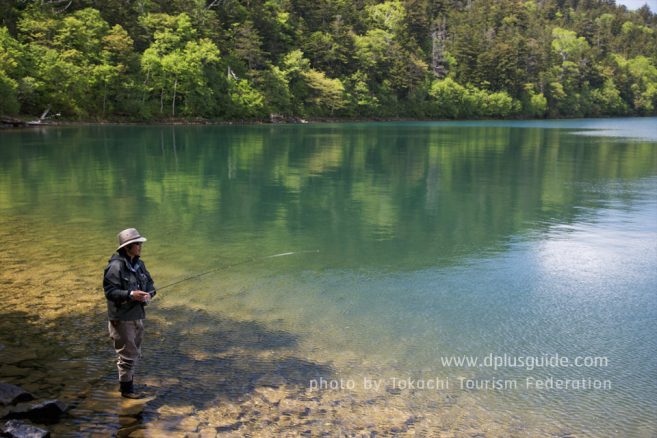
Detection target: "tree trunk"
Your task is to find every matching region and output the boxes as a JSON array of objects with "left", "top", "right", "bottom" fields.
[
  {"left": 160, "top": 73, "right": 166, "bottom": 114},
  {"left": 102, "top": 82, "right": 107, "bottom": 117},
  {"left": 172, "top": 78, "right": 178, "bottom": 117},
  {"left": 142, "top": 69, "right": 150, "bottom": 105}
]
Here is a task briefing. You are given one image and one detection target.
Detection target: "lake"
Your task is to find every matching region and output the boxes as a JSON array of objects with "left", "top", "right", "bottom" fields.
[{"left": 0, "top": 118, "right": 656, "bottom": 436}]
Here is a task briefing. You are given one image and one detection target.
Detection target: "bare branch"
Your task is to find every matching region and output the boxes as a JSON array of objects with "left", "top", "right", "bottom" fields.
[
  {"left": 206, "top": 0, "right": 224, "bottom": 9},
  {"left": 227, "top": 66, "right": 238, "bottom": 80}
]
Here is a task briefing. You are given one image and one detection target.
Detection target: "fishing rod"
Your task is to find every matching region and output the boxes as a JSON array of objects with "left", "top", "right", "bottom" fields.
[{"left": 153, "top": 249, "right": 320, "bottom": 293}]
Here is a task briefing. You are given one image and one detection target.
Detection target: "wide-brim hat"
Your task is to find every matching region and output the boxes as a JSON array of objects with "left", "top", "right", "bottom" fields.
[{"left": 117, "top": 228, "right": 147, "bottom": 251}]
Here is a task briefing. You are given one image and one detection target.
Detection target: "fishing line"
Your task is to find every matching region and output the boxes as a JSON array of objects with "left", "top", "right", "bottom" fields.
[{"left": 154, "top": 249, "right": 319, "bottom": 293}]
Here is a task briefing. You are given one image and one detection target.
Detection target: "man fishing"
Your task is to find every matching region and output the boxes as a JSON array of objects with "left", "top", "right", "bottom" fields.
[{"left": 103, "top": 228, "right": 156, "bottom": 399}]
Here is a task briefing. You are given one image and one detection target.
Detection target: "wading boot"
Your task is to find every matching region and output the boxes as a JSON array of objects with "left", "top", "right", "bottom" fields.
[{"left": 120, "top": 380, "right": 143, "bottom": 399}]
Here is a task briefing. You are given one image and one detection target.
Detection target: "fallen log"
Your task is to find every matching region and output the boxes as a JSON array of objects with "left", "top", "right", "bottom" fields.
[{"left": 0, "top": 116, "right": 28, "bottom": 128}]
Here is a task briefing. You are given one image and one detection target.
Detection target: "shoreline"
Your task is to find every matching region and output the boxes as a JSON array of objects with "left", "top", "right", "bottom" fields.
[{"left": 2, "top": 114, "right": 656, "bottom": 129}]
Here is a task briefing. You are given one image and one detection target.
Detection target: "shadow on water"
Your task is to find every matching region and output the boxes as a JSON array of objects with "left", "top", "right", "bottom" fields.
[
  {"left": 0, "top": 301, "right": 333, "bottom": 435},
  {"left": 144, "top": 305, "right": 332, "bottom": 403}
]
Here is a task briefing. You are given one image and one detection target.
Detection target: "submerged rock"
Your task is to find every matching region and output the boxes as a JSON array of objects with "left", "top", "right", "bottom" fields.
[
  {"left": 0, "top": 384, "right": 34, "bottom": 407},
  {"left": 1, "top": 419, "right": 50, "bottom": 438},
  {"left": 255, "top": 387, "right": 288, "bottom": 405},
  {"left": 216, "top": 421, "right": 243, "bottom": 433},
  {"left": 255, "top": 374, "right": 286, "bottom": 388},
  {"left": 178, "top": 416, "right": 200, "bottom": 432}
]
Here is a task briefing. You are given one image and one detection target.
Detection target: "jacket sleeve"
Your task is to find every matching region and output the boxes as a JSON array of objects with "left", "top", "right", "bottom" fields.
[
  {"left": 103, "top": 261, "right": 131, "bottom": 303},
  {"left": 141, "top": 262, "right": 156, "bottom": 296}
]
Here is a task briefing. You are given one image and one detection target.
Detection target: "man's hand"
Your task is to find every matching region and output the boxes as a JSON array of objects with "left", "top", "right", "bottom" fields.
[{"left": 130, "top": 290, "right": 151, "bottom": 302}]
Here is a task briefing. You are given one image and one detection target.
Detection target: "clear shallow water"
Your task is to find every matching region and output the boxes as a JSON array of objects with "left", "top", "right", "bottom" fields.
[{"left": 0, "top": 118, "right": 656, "bottom": 436}]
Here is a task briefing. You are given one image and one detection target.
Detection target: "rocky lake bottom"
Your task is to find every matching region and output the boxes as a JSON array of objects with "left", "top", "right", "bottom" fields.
[{"left": 0, "top": 219, "right": 577, "bottom": 437}]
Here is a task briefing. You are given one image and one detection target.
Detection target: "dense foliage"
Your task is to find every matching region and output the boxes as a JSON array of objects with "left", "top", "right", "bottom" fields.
[{"left": 1, "top": 0, "right": 656, "bottom": 120}]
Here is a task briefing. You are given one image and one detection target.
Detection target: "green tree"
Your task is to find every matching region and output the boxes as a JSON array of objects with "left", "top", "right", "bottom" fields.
[
  {"left": 231, "top": 20, "right": 265, "bottom": 70},
  {"left": 304, "top": 30, "right": 352, "bottom": 74},
  {"left": 365, "top": 0, "right": 407, "bottom": 34},
  {"left": 354, "top": 29, "right": 394, "bottom": 72},
  {"left": 227, "top": 77, "right": 266, "bottom": 118},
  {"left": 281, "top": 49, "right": 346, "bottom": 116},
  {"left": 344, "top": 71, "right": 380, "bottom": 116},
  {"left": 612, "top": 54, "right": 657, "bottom": 114},
  {"left": 16, "top": 9, "right": 103, "bottom": 116},
  {"left": 140, "top": 13, "right": 220, "bottom": 116},
  {"left": 546, "top": 27, "right": 593, "bottom": 115},
  {"left": 54, "top": 8, "right": 109, "bottom": 62},
  {"left": 522, "top": 84, "right": 548, "bottom": 117},
  {"left": 302, "top": 69, "right": 346, "bottom": 115},
  {"left": 619, "top": 21, "right": 656, "bottom": 58},
  {"left": 93, "top": 24, "right": 137, "bottom": 116},
  {"left": 428, "top": 77, "right": 471, "bottom": 118},
  {"left": 0, "top": 26, "right": 23, "bottom": 114},
  {"left": 257, "top": 64, "right": 293, "bottom": 115},
  {"left": 281, "top": 49, "right": 311, "bottom": 114},
  {"left": 590, "top": 79, "right": 628, "bottom": 115},
  {"left": 551, "top": 27, "right": 590, "bottom": 64}
]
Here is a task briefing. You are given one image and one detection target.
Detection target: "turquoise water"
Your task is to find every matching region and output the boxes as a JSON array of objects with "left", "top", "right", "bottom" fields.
[{"left": 0, "top": 118, "right": 656, "bottom": 435}]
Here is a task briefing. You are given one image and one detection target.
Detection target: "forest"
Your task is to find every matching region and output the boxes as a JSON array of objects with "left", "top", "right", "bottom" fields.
[{"left": 1, "top": 0, "right": 656, "bottom": 121}]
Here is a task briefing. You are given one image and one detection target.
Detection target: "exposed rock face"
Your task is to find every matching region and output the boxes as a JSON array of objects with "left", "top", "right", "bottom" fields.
[{"left": 0, "top": 384, "right": 34, "bottom": 407}]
